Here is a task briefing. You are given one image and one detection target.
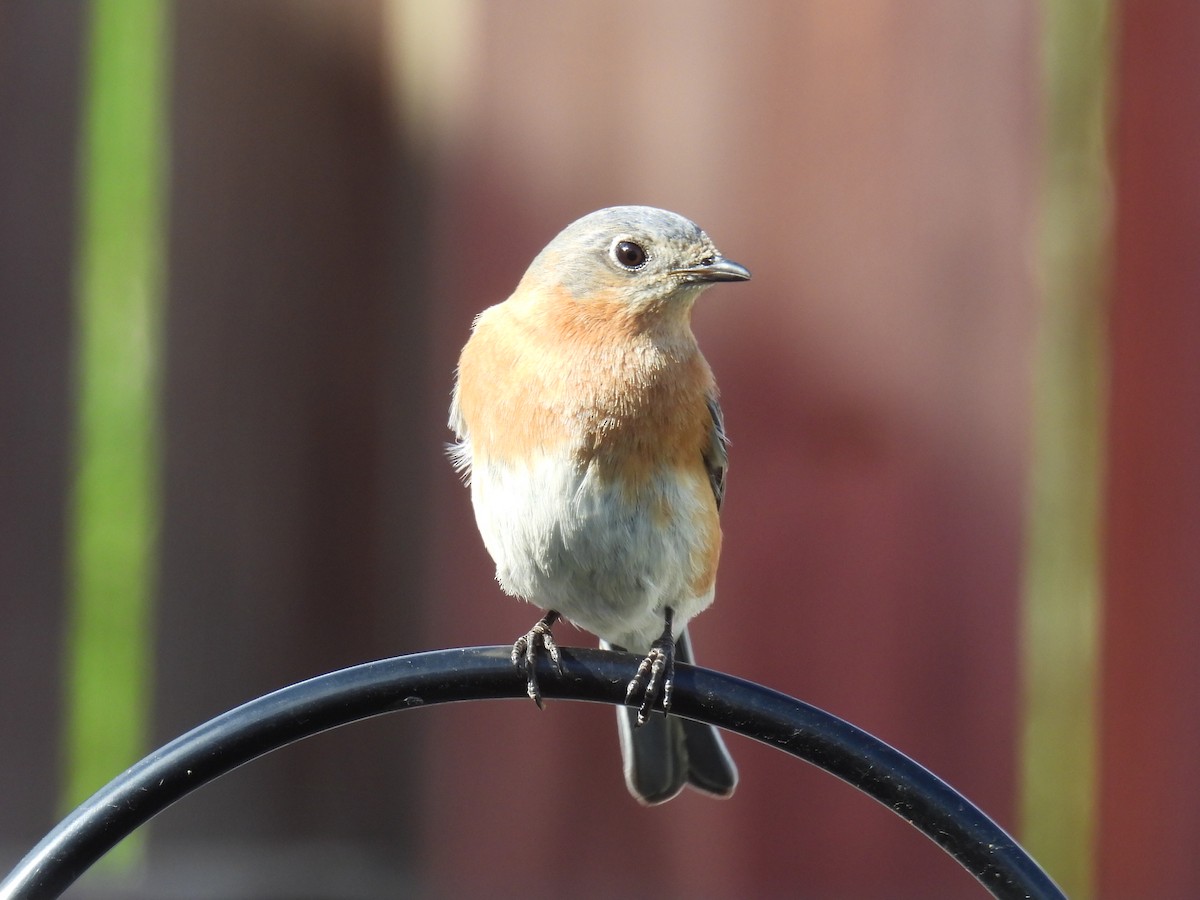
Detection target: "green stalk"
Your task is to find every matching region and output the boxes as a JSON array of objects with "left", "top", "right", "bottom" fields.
[
  {"left": 1019, "top": 3, "right": 1112, "bottom": 896},
  {"left": 64, "top": 0, "right": 168, "bottom": 867}
]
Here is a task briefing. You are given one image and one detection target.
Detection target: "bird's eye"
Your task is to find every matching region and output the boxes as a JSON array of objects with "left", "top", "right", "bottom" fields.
[{"left": 613, "top": 240, "right": 648, "bottom": 270}]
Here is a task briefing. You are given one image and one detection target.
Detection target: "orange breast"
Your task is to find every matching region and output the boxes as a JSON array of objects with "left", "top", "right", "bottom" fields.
[{"left": 455, "top": 287, "right": 717, "bottom": 494}]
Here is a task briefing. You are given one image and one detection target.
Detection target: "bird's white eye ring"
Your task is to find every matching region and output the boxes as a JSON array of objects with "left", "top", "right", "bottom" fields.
[{"left": 613, "top": 240, "right": 648, "bottom": 270}]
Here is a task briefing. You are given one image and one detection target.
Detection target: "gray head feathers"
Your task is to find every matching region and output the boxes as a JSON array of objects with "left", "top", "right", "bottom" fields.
[{"left": 520, "top": 206, "right": 749, "bottom": 308}]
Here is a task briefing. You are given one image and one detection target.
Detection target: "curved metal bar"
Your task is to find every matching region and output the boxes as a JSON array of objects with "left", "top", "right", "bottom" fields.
[{"left": 0, "top": 647, "right": 1063, "bottom": 899}]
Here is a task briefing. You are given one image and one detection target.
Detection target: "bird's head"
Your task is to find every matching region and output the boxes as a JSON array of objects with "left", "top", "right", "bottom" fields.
[{"left": 517, "top": 206, "right": 750, "bottom": 323}]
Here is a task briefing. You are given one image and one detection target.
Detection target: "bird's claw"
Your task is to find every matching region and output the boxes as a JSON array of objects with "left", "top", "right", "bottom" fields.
[
  {"left": 626, "top": 636, "right": 675, "bottom": 726},
  {"left": 511, "top": 615, "right": 563, "bottom": 709}
]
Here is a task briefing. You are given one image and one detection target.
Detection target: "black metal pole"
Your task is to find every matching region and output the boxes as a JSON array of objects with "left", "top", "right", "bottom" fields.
[{"left": 0, "top": 647, "right": 1063, "bottom": 899}]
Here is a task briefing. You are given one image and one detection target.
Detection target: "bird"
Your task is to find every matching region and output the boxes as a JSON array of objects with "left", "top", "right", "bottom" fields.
[{"left": 448, "top": 205, "right": 749, "bottom": 804}]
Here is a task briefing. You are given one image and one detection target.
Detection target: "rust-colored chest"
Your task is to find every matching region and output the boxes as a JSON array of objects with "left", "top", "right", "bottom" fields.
[{"left": 456, "top": 294, "right": 715, "bottom": 486}]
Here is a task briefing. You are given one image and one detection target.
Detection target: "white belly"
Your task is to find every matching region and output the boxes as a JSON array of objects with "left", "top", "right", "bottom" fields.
[{"left": 469, "top": 451, "right": 716, "bottom": 652}]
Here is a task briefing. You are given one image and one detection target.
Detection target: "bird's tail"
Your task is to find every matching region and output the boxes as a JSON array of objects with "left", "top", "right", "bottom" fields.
[{"left": 605, "top": 629, "right": 738, "bottom": 805}]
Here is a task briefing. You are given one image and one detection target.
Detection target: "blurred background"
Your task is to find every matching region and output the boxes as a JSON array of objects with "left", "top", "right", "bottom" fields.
[{"left": 1, "top": 1, "right": 1196, "bottom": 897}]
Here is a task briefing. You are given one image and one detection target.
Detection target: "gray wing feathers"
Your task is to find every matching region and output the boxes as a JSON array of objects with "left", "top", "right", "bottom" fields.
[{"left": 704, "top": 392, "right": 729, "bottom": 510}]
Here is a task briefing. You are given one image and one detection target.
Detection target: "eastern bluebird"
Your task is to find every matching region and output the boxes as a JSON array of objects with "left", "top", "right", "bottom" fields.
[{"left": 449, "top": 206, "right": 749, "bottom": 804}]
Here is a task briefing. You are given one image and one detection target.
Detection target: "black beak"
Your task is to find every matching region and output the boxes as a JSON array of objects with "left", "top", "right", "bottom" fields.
[{"left": 672, "top": 256, "right": 752, "bottom": 283}]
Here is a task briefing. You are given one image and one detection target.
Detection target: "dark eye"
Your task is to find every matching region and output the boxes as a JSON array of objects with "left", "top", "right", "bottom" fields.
[{"left": 614, "top": 240, "right": 648, "bottom": 269}]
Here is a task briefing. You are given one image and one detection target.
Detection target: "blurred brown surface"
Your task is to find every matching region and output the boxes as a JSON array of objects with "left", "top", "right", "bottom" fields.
[
  {"left": 0, "top": 0, "right": 84, "bottom": 849},
  {"left": 1099, "top": 2, "right": 1200, "bottom": 897},
  {"left": 147, "top": 0, "right": 426, "bottom": 878}
]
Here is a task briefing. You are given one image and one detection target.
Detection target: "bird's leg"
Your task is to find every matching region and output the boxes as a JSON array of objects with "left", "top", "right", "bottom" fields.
[
  {"left": 626, "top": 608, "right": 676, "bottom": 727},
  {"left": 511, "top": 610, "right": 563, "bottom": 709}
]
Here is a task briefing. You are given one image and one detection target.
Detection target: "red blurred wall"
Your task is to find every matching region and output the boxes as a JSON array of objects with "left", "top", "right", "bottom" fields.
[{"left": 1098, "top": 3, "right": 1200, "bottom": 897}]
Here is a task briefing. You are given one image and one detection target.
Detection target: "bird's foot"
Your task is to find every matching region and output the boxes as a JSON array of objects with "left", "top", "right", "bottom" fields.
[
  {"left": 511, "top": 611, "right": 563, "bottom": 709},
  {"left": 627, "top": 612, "right": 676, "bottom": 726}
]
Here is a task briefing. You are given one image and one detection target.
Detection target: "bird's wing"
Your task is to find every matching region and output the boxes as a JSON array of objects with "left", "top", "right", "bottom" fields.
[
  {"left": 446, "top": 380, "right": 472, "bottom": 481},
  {"left": 703, "top": 391, "right": 729, "bottom": 511}
]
